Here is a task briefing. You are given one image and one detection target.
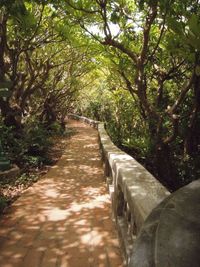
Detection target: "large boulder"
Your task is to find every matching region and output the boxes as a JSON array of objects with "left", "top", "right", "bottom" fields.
[{"left": 129, "top": 179, "right": 200, "bottom": 267}]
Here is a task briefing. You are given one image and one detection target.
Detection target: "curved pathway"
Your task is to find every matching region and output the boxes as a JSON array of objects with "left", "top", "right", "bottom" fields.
[{"left": 0, "top": 120, "right": 123, "bottom": 267}]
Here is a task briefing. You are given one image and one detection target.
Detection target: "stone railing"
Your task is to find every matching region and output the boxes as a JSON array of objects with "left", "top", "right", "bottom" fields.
[
  {"left": 98, "top": 123, "right": 170, "bottom": 266},
  {"left": 68, "top": 114, "right": 170, "bottom": 266},
  {"left": 68, "top": 113, "right": 99, "bottom": 129}
]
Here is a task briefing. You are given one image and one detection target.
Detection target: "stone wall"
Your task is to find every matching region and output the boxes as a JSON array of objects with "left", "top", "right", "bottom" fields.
[
  {"left": 68, "top": 114, "right": 99, "bottom": 129},
  {"left": 68, "top": 114, "right": 170, "bottom": 265}
]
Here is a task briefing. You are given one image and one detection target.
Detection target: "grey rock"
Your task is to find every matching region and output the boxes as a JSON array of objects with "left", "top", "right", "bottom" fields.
[{"left": 130, "top": 179, "right": 200, "bottom": 267}]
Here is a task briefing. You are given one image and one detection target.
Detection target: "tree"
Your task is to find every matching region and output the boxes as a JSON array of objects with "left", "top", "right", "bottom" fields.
[
  {"left": 62, "top": 0, "right": 200, "bottom": 188},
  {"left": 0, "top": 1, "right": 92, "bottom": 129},
  {"left": 0, "top": 1, "right": 60, "bottom": 128}
]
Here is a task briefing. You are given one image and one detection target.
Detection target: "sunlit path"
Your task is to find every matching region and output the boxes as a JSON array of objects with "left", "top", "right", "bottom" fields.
[{"left": 0, "top": 120, "right": 123, "bottom": 267}]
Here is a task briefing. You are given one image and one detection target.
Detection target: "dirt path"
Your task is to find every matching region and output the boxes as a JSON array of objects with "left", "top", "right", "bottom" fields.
[{"left": 0, "top": 120, "right": 123, "bottom": 267}]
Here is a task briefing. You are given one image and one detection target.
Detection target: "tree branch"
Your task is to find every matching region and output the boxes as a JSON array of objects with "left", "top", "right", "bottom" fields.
[
  {"left": 169, "top": 71, "right": 195, "bottom": 114},
  {"left": 140, "top": 2, "right": 158, "bottom": 65},
  {"left": 66, "top": 0, "right": 99, "bottom": 14}
]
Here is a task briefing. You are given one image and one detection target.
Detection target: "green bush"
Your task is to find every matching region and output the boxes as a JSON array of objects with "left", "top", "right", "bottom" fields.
[
  {"left": 0, "top": 196, "right": 8, "bottom": 213},
  {"left": 0, "top": 120, "right": 22, "bottom": 160},
  {"left": 0, "top": 118, "right": 53, "bottom": 169},
  {"left": 47, "top": 121, "right": 65, "bottom": 135},
  {"left": 16, "top": 173, "right": 39, "bottom": 185},
  {"left": 24, "top": 121, "right": 51, "bottom": 156},
  {"left": 174, "top": 154, "right": 200, "bottom": 187}
]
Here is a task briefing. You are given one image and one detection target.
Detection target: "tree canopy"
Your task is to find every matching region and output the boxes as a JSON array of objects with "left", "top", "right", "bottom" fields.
[{"left": 1, "top": 0, "right": 200, "bottom": 190}]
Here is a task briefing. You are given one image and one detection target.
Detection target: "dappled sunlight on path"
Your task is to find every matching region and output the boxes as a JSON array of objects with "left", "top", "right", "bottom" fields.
[{"left": 0, "top": 120, "right": 123, "bottom": 267}]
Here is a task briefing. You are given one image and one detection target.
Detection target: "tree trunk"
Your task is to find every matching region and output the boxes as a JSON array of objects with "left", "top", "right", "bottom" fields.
[
  {"left": 184, "top": 73, "right": 200, "bottom": 156},
  {"left": 0, "top": 99, "right": 22, "bottom": 129},
  {"left": 155, "top": 142, "right": 177, "bottom": 190}
]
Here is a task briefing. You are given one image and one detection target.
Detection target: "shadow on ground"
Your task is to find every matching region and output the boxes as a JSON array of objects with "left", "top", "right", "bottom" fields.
[{"left": 0, "top": 120, "right": 123, "bottom": 267}]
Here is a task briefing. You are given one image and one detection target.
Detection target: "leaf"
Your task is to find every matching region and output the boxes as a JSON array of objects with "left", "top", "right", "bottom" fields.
[
  {"left": 195, "top": 66, "right": 200, "bottom": 76},
  {"left": 0, "top": 80, "right": 13, "bottom": 89},
  {"left": 186, "top": 32, "right": 200, "bottom": 51},
  {"left": 168, "top": 18, "right": 184, "bottom": 35},
  {"left": 110, "top": 12, "right": 120, "bottom": 24},
  {"left": 159, "top": 0, "right": 169, "bottom": 12},
  {"left": 138, "top": 0, "right": 145, "bottom": 10},
  {"left": 188, "top": 14, "right": 199, "bottom": 36},
  {"left": 0, "top": 88, "right": 10, "bottom": 98},
  {"left": 187, "top": 53, "right": 195, "bottom": 63}
]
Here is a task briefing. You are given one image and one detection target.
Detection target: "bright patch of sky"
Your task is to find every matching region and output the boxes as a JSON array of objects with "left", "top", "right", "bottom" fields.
[
  {"left": 88, "top": 16, "right": 142, "bottom": 38},
  {"left": 88, "top": 22, "right": 120, "bottom": 37}
]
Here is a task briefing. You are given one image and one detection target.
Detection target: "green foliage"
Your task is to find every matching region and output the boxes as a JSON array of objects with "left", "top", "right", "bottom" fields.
[
  {"left": 16, "top": 173, "right": 39, "bottom": 184},
  {"left": 0, "top": 196, "right": 8, "bottom": 213},
  {"left": 0, "top": 121, "right": 19, "bottom": 158},
  {"left": 24, "top": 121, "right": 51, "bottom": 156},
  {"left": 1, "top": 0, "right": 200, "bottom": 192},
  {"left": 0, "top": 118, "right": 53, "bottom": 169},
  {"left": 48, "top": 121, "right": 65, "bottom": 135},
  {"left": 77, "top": 78, "right": 153, "bottom": 158},
  {"left": 0, "top": 89, "right": 10, "bottom": 98},
  {"left": 175, "top": 155, "right": 200, "bottom": 187}
]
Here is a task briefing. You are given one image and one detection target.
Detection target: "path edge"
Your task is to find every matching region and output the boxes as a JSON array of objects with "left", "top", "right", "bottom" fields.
[{"left": 67, "top": 114, "right": 170, "bottom": 266}]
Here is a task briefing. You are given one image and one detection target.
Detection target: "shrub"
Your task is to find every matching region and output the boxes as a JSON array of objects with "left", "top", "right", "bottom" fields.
[
  {"left": 0, "top": 196, "right": 8, "bottom": 213},
  {"left": 47, "top": 121, "right": 65, "bottom": 135},
  {"left": 24, "top": 121, "right": 51, "bottom": 156},
  {"left": 0, "top": 118, "right": 53, "bottom": 169}
]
